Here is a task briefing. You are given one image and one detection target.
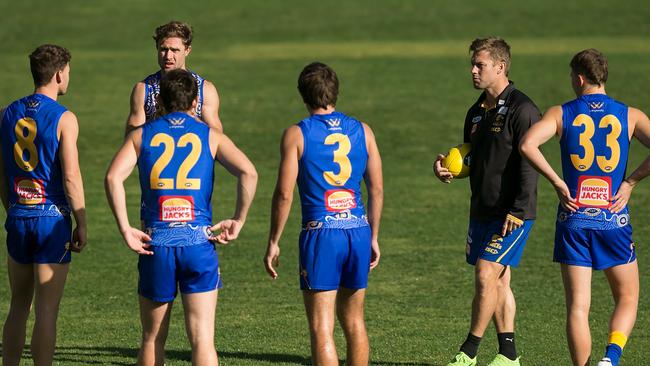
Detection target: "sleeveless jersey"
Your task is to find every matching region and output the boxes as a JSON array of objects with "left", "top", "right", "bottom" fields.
[
  {"left": 297, "top": 111, "right": 368, "bottom": 229},
  {"left": 142, "top": 70, "right": 205, "bottom": 121},
  {"left": 138, "top": 111, "right": 214, "bottom": 227},
  {"left": 1, "top": 94, "right": 69, "bottom": 217},
  {"left": 559, "top": 94, "right": 630, "bottom": 230}
]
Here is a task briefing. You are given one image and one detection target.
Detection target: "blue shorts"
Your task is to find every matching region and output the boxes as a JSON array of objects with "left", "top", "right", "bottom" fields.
[
  {"left": 5, "top": 215, "right": 72, "bottom": 264},
  {"left": 299, "top": 226, "right": 371, "bottom": 291},
  {"left": 466, "top": 219, "right": 534, "bottom": 267},
  {"left": 138, "top": 225, "right": 221, "bottom": 302},
  {"left": 554, "top": 222, "right": 635, "bottom": 270}
]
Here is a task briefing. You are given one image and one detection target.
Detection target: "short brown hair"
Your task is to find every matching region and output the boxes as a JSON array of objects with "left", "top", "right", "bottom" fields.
[
  {"left": 159, "top": 69, "right": 197, "bottom": 114},
  {"left": 469, "top": 37, "right": 511, "bottom": 75},
  {"left": 29, "top": 44, "right": 71, "bottom": 87},
  {"left": 153, "top": 21, "right": 193, "bottom": 47},
  {"left": 570, "top": 49, "right": 608, "bottom": 86},
  {"left": 298, "top": 62, "right": 339, "bottom": 110}
]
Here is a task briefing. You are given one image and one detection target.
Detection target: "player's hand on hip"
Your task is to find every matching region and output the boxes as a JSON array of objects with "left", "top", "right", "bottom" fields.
[
  {"left": 433, "top": 154, "right": 453, "bottom": 183},
  {"left": 209, "top": 219, "right": 243, "bottom": 244},
  {"left": 71, "top": 225, "right": 87, "bottom": 252},
  {"left": 501, "top": 215, "right": 523, "bottom": 236},
  {"left": 123, "top": 227, "right": 153, "bottom": 255},
  {"left": 553, "top": 180, "right": 578, "bottom": 212},
  {"left": 610, "top": 180, "right": 633, "bottom": 213},
  {"left": 370, "top": 239, "right": 381, "bottom": 270},
  {"left": 264, "top": 243, "right": 280, "bottom": 279}
]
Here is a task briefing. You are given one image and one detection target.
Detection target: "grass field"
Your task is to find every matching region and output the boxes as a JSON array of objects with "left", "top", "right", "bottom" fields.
[{"left": 1, "top": 1, "right": 649, "bottom": 365}]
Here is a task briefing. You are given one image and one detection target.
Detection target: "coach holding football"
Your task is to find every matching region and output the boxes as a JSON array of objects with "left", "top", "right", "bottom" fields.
[{"left": 433, "top": 37, "right": 541, "bottom": 366}]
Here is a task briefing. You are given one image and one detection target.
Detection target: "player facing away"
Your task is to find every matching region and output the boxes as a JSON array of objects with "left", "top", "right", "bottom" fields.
[
  {"left": 433, "top": 38, "right": 541, "bottom": 366},
  {"left": 105, "top": 69, "right": 257, "bottom": 366},
  {"left": 520, "top": 49, "right": 650, "bottom": 366},
  {"left": 0, "top": 44, "right": 87, "bottom": 366},
  {"left": 125, "top": 20, "right": 223, "bottom": 134},
  {"left": 264, "top": 62, "right": 383, "bottom": 366}
]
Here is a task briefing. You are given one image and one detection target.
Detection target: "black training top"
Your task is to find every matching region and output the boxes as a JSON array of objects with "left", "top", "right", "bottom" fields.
[{"left": 463, "top": 82, "right": 541, "bottom": 221}]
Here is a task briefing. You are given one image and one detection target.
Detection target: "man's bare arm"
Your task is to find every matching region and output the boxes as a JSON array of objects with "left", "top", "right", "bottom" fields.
[
  {"left": 363, "top": 123, "right": 383, "bottom": 269},
  {"left": 200, "top": 80, "right": 223, "bottom": 132},
  {"left": 125, "top": 82, "right": 146, "bottom": 136}
]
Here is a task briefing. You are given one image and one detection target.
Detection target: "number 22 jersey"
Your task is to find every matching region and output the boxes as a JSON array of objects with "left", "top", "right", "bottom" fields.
[{"left": 559, "top": 94, "right": 630, "bottom": 230}]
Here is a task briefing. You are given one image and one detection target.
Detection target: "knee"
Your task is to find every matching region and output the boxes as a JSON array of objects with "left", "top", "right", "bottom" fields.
[
  {"left": 310, "top": 323, "right": 335, "bottom": 341},
  {"left": 475, "top": 267, "right": 499, "bottom": 291}
]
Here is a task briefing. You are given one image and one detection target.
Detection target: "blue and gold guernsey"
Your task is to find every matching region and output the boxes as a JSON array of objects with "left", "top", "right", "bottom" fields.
[
  {"left": 559, "top": 94, "right": 630, "bottom": 230},
  {"left": 297, "top": 111, "right": 368, "bottom": 229},
  {"left": 1, "top": 94, "right": 69, "bottom": 217},
  {"left": 138, "top": 111, "right": 214, "bottom": 236},
  {"left": 143, "top": 71, "right": 205, "bottom": 121}
]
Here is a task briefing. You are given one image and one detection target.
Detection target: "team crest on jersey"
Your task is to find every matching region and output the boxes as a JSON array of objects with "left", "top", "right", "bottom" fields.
[
  {"left": 471, "top": 116, "right": 482, "bottom": 123},
  {"left": 159, "top": 196, "right": 195, "bottom": 221},
  {"left": 324, "top": 189, "right": 357, "bottom": 211},
  {"left": 577, "top": 176, "right": 611, "bottom": 207},
  {"left": 26, "top": 100, "right": 40, "bottom": 110},
  {"left": 14, "top": 177, "right": 45, "bottom": 205},
  {"left": 588, "top": 102, "right": 605, "bottom": 111},
  {"left": 326, "top": 118, "right": 342, "bottom": 130},
  {"left": 167, "top": 117, "right": 186, "bottom": 128}
]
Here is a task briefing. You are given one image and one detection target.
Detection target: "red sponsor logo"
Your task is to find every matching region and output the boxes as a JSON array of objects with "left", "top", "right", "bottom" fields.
[
  {"left": 577, "top": 176, "right": 611, "bottom": 208},
  {"left": 14, "top": 177, "right": 45, "bottom": 205},
  {"left": 159, "top": 196, "right": 195, "bottom": 221},
  {"left": 325, "top": 189, "right": 356, "bottom": 211}
]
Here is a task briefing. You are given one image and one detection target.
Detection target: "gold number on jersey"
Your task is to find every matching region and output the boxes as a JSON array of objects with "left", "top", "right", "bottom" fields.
[
  {"left": 570, "top": 113, "right": 622, "bottom": 172},
  {"left": 323, "top": 133, "right": 352, "bottom": 186},
  {"left": 13, "top": 118, "right": 39, "bottom": 172},
  {"left": 150, "top": 133, "right": 202, "bottom": 190}
]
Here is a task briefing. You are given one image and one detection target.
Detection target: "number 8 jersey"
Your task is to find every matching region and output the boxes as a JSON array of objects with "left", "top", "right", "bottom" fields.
[
  {"left": 297, "top": 111, "right": 368, "bottom": 229},
  {"left": 1, "top": 94, "right": 68, "bottom": 215},
  {"left": 559, "top": 94, "right": 630, "bottom": 229},
  {"left": 138, "top": 112, "right": 215, "bottom": 227}
]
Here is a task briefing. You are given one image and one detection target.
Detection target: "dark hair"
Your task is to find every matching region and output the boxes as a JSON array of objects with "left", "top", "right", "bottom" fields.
[
  {"left": 469, "top": 37, "right": 511, "bottom": 75},
  {"left": 159, "top": 69, "right": 197, "bottom": 113},
  {"left": 153, "top": 21, "right": 193, "bottom": 47},
  {"left": 298, "top": 62, "right": 339, "bottom": 109},
  {"left": 570, "top": 49, "right": 608, "bottom": 86},
  {"left": 29, "top": 44, "right": 71, "bottom": 87}
]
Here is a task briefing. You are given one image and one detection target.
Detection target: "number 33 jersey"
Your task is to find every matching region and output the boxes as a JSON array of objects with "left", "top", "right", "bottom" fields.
[
  {"left": 297, "top": 111, "right": 368, "bottom": 228},
  {"left": 138, "top": 112, "right": 215, "bottom": 227},
  {"left": 559, "top": 94, "right": 630, "bottom": 229},
  {"left": 1, "top": 94, "right": 68, "bottom": 214}
]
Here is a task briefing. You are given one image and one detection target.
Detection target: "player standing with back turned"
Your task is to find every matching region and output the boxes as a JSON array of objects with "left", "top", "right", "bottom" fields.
[
  {"left": 0, "top": 44, "right": 87, "bottom": 366},
  {"left": 264, "top": 62, "right": 383, "bottom": 365},
  {"left": 520, "top": 48, "right": 650, "bottom": 366}
]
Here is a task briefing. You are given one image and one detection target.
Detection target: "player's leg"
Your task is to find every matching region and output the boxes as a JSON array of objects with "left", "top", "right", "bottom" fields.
[
  {"left": 470, "top": 259, "right": 505, "bottom": 337},
  {"left": 31, "top": 263, "right": 70, "bottom": 366},
  {"left": 304, "top": 289, "right": 339, "bottom": 366},
  {"left": 138, "top": 296, "right": 173, "bottom": 366},
  {"left": 561, "top": 264, "right": 592, "bottom": 366},
  {"left": 599, "top": 261, "right": 638, "bottom": 366},
  {"left": 2, "top": 257, "right": 34, "bottom": 366},
  {"left": 182, "top": 290, "right": 218, "bottom": 366},
  {"left": 336, "top": 288, "right": 368, "bottom": 366},
  {"left": 493, "top": 266, "right": 518, "bottom": 363}
]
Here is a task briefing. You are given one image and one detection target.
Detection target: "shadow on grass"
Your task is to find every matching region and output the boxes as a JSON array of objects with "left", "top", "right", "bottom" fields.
[{"left": 0, "top": 344, "right": 438, "bottom": 365}]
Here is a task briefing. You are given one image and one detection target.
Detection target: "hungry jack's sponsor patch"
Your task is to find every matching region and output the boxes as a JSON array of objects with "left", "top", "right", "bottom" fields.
[
  {"left": 159, "top": 196, "right": 195, "bottom": 221},
  {"left": 577, "top": 176, "right": 611, "bottom": 207},
  {"left": 14, "top": 177, "right": 45, "bottom": 204},
  {"left": 325, "top": 189, "right": 356, "bottom": 211}
]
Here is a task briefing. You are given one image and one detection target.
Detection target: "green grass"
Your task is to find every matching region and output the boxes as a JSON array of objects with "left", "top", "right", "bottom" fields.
[{"left": 1, "top": 0, "right": 650, "bottom": 365}]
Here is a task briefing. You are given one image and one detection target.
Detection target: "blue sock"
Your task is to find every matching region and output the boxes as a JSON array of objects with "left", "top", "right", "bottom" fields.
[{"left": 604, "top": 344, "right": 622, "bottom": 366}]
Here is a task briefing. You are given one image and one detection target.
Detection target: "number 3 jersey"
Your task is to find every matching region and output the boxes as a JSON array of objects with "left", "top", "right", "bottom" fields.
[
  {"left": 138, "top": 112, "right": 215, "bottom": 227},
  {"left": 559, "top": 94, "right": 630, "bottom": 230},
  {"left": 1, "top": 94, "right": 69, "bottom": 216},
  {"left": 297, "top": 111, "right": 368, "bottom": 229}
]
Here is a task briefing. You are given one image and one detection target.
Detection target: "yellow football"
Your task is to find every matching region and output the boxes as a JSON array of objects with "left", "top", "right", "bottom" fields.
[{"left": 442, "top": 143, "right": 471, "bottom": 179}]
